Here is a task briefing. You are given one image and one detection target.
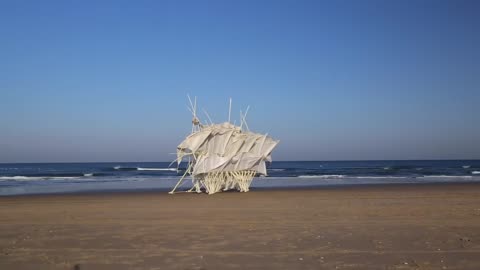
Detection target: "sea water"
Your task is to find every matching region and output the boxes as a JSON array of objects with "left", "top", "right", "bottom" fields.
[{"left": 1, "top": 160, "right": 480, "bottom": 196}]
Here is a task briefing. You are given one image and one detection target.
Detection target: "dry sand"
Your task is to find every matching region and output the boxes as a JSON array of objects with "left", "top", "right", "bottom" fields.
[{"left": 1, "top": 183, "right": 480, "bottom": 269}]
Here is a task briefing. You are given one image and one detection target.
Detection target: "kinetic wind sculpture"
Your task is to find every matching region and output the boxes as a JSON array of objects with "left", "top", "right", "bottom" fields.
[{"left": 169, "top": 96, "right": 279, "bottom": 195}]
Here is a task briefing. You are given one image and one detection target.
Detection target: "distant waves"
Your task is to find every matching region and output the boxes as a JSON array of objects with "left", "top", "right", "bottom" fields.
[
  {"left": 113, "top": 166, "right": 177, "bottom": 172},
  {"left": 1, "top": 161, "right": 480, "bottom": 196}
]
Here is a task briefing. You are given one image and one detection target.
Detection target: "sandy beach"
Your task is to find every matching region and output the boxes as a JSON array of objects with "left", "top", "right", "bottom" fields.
[{"left": 1, "top": 183, "right": 480, "bottom": 270}]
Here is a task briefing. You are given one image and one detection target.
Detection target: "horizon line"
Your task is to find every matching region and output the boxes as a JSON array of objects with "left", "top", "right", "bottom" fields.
[{"left": 1, "top": 158, "right": 480, "bottom": 164}]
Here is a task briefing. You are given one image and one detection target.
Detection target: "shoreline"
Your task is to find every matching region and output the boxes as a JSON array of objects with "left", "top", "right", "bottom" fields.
[{"left": 2, "top": 180, "right": 480, "bottom": 198}]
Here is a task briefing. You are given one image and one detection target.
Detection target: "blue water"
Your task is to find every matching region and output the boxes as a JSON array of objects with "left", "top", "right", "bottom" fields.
[{"left": 1, "top": 160, "right": 480, "bottom": 196}]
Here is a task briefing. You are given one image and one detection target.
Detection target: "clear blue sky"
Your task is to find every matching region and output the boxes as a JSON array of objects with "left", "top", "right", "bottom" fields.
[{"left": 1, "top": 0, "right": 479, "bottom": 162}]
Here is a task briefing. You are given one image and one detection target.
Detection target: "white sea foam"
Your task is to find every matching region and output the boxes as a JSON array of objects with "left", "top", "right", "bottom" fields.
[
  {"left": 114, "top": 166, "right": 121, "bottom": 170},
  {"left": 296, "top": 175, "right": 409, "bottom": 179},
  {"left": 137, "top": 168, "right": 177, "bottom": 171},
  {"left": 0, "top": 176, "right": 41, "bottom": 181},
  {"left": 421, "top": 175, "right": 473, "bottom": 178},
  {"left": 0, "top": 176, "right": 80, "bottom": 181},
  {"left": 353, "top": 176, "right": 408, "bottom": 179},
  {"left": 298, "top": 175, "right": 345, "bottom": 179},
  {"left": 463, "top": 165, "right": 471, "bottom": 169},
  {"left": 83, "top": 173, "right": 93, "bottom": 177},
  {"left": 472, "top": 171, "right": 480, "bottom": 175}
]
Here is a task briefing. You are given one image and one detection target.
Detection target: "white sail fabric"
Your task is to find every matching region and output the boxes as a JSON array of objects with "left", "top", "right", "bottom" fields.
[{"left": 177, "top": 122, "right": 279, "bottom": 176}]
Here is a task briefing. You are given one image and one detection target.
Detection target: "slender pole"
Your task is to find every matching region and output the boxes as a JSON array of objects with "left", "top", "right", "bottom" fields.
[
  {"left": 194, "top": 96, "right": 198, "bottom": 132},
  {"left": 187, "top": 95, "right": 196, "bottom": 133},
  {"left": 228, "top": 97, "right": 232, "bottom": 123},
  {"left": 169, "top": 162, "right": 193, "bottom": 194},
  {"left": 194, "top": 96, "right": 197, "bottom": 118},
  {"left": 243, "top": 105, "right": 250, "bottom": 120},
  {"left": 241, "top": 106, "right": 250, "bottom": 131},
  {"left": 187, "top": 95, "right": 194, "bottom": 112},
  {"left": 203, "top": 109, "right": 213, "bottom": 125},
  {"left": 239, "top": 110, "right": 243, "bottom": 130}
]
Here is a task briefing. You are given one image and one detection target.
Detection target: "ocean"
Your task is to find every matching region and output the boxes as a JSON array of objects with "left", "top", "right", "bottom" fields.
[{"left": 1, "top": 160, "right": 479, "bottom": 196}]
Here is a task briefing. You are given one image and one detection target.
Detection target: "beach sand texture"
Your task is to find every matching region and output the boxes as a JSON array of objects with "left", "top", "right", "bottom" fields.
[{"left": 1, "top": 184, "right": 480, "bottom": 269}]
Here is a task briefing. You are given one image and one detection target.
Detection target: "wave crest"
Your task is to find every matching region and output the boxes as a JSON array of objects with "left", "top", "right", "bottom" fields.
[
  {"left": 113, "top": 166, "right": 176, "bottom": 171},
  {"left": 137, "top": 168, "right": 177, "bottom": 171},
  {"left": 0, "top": 176, "right": 80, "bottom": 181}
]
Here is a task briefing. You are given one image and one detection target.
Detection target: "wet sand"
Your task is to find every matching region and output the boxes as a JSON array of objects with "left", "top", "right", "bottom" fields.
[{"left": 1, "top": 183, "right": 480, "bottom": 269}]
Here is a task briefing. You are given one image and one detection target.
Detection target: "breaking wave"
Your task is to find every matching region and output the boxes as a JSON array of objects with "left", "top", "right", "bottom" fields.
[
  {"left": 0, "top": 173, "right": 107, "bottom": 181},
  {"left": 421, "top": 175, "right": 473, "bottom": 178},
  {"left": 137, "top": 168, "right": 177, "bottom": 171},
  {"left": 0, "top": 176, "right": 81, "bottom": 181},
  {"left": 113, "top": 166, "right": 176, "bottom": 171},
  {"left": 0, "top": 176, "right": 43, "bottom": 181},
  {"left": 463, "top": 165, "right": 471, "bottom": 169},
  {"left": 294, "top": 175, "right": 478, "bottom": 180},
  {"left": 353, "top": 176, "right": 408, "bottom": 179}
]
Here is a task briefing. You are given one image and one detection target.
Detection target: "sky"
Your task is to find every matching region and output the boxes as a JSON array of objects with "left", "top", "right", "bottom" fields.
[{"left": 1, "top": 0, "right": 479, "bottom": 163}]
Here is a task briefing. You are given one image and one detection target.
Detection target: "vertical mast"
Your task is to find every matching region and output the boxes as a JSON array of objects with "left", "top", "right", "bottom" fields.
[{"left": 228, "top": 97, "right": 232, "bottom": 123}]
